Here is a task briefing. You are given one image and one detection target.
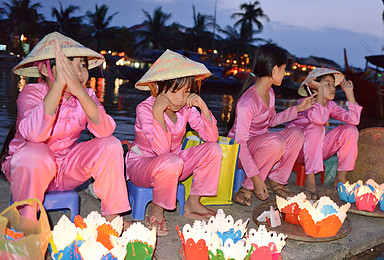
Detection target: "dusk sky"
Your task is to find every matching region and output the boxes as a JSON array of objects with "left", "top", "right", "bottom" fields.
[{"left": 38, "top": 0, "right": 384, "bottom": 69}]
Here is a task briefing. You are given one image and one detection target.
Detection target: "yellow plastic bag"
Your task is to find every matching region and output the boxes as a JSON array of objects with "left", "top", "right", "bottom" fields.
[
  {"left": 181, "top": 131, "right": 240, "bottom": 205},
  {"left": 0, "top": 198, "right": 51, "bottom": 260}
]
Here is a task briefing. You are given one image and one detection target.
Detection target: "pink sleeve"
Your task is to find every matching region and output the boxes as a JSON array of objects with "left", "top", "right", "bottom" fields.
[
  {"left": 234, "top": 99, "right": 260, "bottom": 178},
  {"left": 307, "top": 103, "right": 329, "bottom": 125},
  {"left": 269, "top": 106, "right": 297, "bottom": 127},
  {"left": 136, "top": 103, "right": 172, "bottom": 155},
  {"left": 188, "top": 107, "right": 219, "bottom": 142},
  {"left": 329, "top": 102, "right": 362, "bottom": 125},
  {"left": 17, "top": 86, "right": 56, "bottom": 142},
  {"left": 86, "top": 90, "right": 116, "bottom": 137}
]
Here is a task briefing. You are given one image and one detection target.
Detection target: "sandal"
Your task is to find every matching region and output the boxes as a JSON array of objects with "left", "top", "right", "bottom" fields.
[
  {"left": 145, "top": 215, "right": 169, "bottom": 237},
  {"left": 233, "top": 187, "right": 253, "bottom": 206},
  {"left": 302, "top": 189, "right": 319, "bottom": 201},
  {"left": 266, "top": 180, "right": 295, "bottom": 199}
]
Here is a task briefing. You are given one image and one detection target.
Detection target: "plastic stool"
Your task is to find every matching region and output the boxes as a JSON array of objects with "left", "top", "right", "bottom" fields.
[
  {"left": 233, "top": 169, "right": 246, "bottom": 193},
  {"left": 128, "top": 181, "right": 185, "bottom": 221},
  {"left": 10, "top": 190, "right": 80, "bottom": 222},
  {"left": 293, "top": 163, "right": 324, "bottom": 187}
]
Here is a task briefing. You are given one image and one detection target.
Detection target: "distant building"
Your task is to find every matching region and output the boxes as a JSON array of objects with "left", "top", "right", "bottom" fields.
[
  {"left": 291, "top": 55, "right": 342, "bottom": 84},
  {"left": 304, "top": 56, "right": 342, "bottom": 70}
]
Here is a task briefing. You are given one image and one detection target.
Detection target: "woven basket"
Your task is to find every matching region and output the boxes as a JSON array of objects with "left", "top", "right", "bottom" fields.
[{"left": 349, "top": 127, "right": 384, "bottom": 183}]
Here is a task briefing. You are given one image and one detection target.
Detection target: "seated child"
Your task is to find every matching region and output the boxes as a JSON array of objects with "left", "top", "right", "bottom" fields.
[
  {"left": 125, "top": 49, "right": 222, "bottom": 236},
  {"left": 1, "top": 32, "right": 131, "bottom": 228},
  {"left": 227, "top": 44, "right": 314, "bottom": 206},
  {"left": 286, "top": 68, "right": 363, "bottom": 200}
]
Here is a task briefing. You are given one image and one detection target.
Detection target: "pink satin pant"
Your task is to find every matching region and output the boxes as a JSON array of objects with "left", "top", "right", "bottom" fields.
[
  {"left": 126, "top": 142, "right": 222, "bottom": 210},
  {"left": 4, "top": 136, "right": 130, "bottom": 220},
  {"left": 241, "top": 127, "right": 304, "bottom": 190},
  {"left": 296, "top": 124, "right": 359, "bottom": 174}
]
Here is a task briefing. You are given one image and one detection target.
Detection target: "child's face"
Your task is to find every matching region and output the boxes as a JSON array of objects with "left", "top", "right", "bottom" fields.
[
  {"left": 162, "top": 84, "right": 191, "bottom": 112},
  {"left": 52, "top": 57, "right": 89, "bottom": 89},
  {"left": 272, "top": 64, "right": 286, "bottom": 86},
  {"left": 320, "top": 75, "right": 336, "bottom": 101}
]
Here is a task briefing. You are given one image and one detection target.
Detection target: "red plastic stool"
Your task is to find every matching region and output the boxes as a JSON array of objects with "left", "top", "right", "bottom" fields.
[{"left": 293, "top": 163, "right": 324, "bottom": 187}]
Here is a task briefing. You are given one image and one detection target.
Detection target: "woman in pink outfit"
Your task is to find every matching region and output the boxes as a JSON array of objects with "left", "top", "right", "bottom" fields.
[
  {"left": 1, "top": 32, "right": 131, "bottom": 228},
  {"left": 286, "top": 68, "right": 362, "bottom": 199},
  {"left": 125, "top": 50, "right": 222, "bottom": 236},
  {"left": 227, "top": 44, "right": 314, "bottom": 206}
]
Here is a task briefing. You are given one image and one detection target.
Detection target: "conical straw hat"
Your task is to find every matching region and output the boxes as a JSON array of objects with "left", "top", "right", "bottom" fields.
[
  {"left": 298, "top": 68, "right": 344, "bottom": 96},
  {"left": 135, "top": 49, "right": 212, "bottom": 91},
  {"left": 13, "top": 31, "right": 105, "bottom": 77}
]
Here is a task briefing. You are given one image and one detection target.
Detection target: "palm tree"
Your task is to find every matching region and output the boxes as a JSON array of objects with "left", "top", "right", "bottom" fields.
[
  {"left": 136, "top": 7, "right": 171, "bottom": 50},
  {"left": 185, "top": 5, "right": 217, "bottom": 51},
  {"left": 231, "top": 1, "right": 269, "bottom": 34},
  {"left": 2, "top": 0, "right": 42, "bottom": 40},
  {"left": 220, "top": 24, "right": 267, "bottom": 64},
  {"left": 51, "top": 1, "right": 82, "bottom": 38},
  {"left": 86, "top": 4, "right": 118, "bottom": 50},
  {"left": 382, "top": 0, "right": 384, "bottom": 23}
]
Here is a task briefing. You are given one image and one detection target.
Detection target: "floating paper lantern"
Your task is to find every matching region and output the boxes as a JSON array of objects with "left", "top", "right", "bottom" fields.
[
  {"left": 355, "top": 185, "right": 382, "bottom": 212},
  {"left": 78, "top": 236, "right": 112, "bottom": 260},
  {"left": 365, "top": 179, "right": 384, "bottom": 193},
  {"left": 207, "top": 209, "right": 249, "bottom": 237},
  {"left": 176, "top": 221, "right": 211, "bottom": 260},
  {"left": 49, "top": 214, "right": 83, "bottom": 259},
  {"left": 49, "top": 211, "right": 155, "bottom": 260},
  {"left": 247, "top": 225, "right": 286, "bottom": 260},
  {"left": 276, "top": 192, "right": 312, "bottom": 225},
  {"left": 337, "top": 181, "right": 362, "bottom": 203},
  {"left": 298, "top": 196, "right": 350, "bottom": 237},
  {"left": 121, "top": 222, "right": 157, "bottom": 260},
  {"left": 177, "top": 209, "right": 287, "bottom": 260},
  {"left": 221, "top": 238, "right": 249, "bottom": 260}
]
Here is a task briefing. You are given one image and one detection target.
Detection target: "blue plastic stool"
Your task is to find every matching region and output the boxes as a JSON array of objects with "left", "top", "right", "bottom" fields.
[
  {"left": 10, "top": 190, "right": 80, "bottom": 222},
  {"left": 127, "top": 181, "right": 185, "bottom": 221},
  {"left": 233, "top": 169, "right": 245, "bottom": 193}
]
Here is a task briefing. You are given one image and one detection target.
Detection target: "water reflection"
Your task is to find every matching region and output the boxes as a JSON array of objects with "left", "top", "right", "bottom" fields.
[{"left": 221, "top": 94, "right": 234, "bottom": 123}]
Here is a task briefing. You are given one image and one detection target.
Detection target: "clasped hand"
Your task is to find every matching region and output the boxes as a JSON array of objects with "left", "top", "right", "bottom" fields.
[{"left": 54, "top": 40, "right": 84, "bottom": 96}]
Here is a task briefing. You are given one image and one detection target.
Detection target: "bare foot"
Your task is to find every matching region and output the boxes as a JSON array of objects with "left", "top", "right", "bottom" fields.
[
  {"left": 304, "top": 173, "right": 318, "bottom": 200},
  {"left": 147, "top": 203, "right": 167, "bottom": 227},
  {"left": 333, "top": 171, "right": 348, "bottom": 187},
  {"left": 146, "top": 203, "right": 169, "bottom": 236},
  {"left": 184, "top": 195, "right": 215, "bottom": 221},
  {"left": 105, "top": 214, "right": 132, "bottom": 231}
]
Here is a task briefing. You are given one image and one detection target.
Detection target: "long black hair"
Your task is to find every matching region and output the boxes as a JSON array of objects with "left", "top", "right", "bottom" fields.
[{"left": 227, "top": 44, "right": 288, "bottom": 132}]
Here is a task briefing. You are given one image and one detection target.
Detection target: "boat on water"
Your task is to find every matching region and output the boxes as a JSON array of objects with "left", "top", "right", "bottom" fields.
[{"left": 344, "top": 50, "right": 384, "bottom": 118}]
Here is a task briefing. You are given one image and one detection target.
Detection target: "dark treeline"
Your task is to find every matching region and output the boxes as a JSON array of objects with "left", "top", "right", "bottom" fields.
[{"left": 0, "top": 0, "right": 273, "bottom": 64}]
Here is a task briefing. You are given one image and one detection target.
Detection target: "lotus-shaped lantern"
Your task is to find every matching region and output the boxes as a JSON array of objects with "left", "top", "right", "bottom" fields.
[
  {"left": 207, "top": 209, "right": 249, "bottom": 238},
  {"left": 247, "top": 225, "right": 287, "bottom": 260},
  {"left": 337, "top": 181, "right": 362, "bottom": 203},
  {"left": 176, "top": 220, "right": 211, "bottom": 260},
  {"left": 276, "top": 192, "right": 312, "bottom": 225},
  {"left": 298, "top": 196, "right": 350, "bottom": 237},
  {"left": 49, "top": 211, "right": 155, "bottom": 260},
  {"left": 355, "top": 185, "right": 383, "bottom": 212},
  {"left": 177, "top": 209, "right": 255, "bottom": 260}
]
